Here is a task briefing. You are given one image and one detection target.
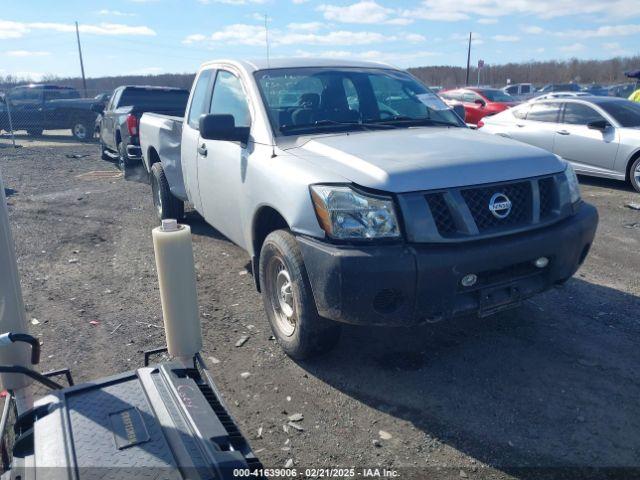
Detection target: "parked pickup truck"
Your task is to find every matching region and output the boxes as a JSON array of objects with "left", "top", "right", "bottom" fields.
[
  {"left": 96, "top": 85, "right": 189, "bottom": 172},
  {"left": 139, "top": 59, "right": 598, "bottom": 359},
  {"left": 0, "top": 84, "right": 99, "bottom": 140}
]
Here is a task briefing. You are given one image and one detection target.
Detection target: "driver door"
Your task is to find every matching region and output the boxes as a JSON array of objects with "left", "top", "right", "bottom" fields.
[
  {"left": 197, "top": 69, "right": 252, "bottom": 246},
  {"left": 553, "top": 102, "right": 619, "bottom": 172}
]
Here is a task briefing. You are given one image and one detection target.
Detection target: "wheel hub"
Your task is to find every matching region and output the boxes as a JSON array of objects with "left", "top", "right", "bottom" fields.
[
  {"left": 268, "top": 257, "right": 296, "bottom": 336},
  {"left": 74, "top": 124, "right": 86, "bottom": 139}
]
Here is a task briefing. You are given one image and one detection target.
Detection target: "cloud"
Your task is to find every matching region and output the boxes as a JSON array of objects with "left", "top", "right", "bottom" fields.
[
  {"left": 318, "top": 1, "right": 411, "bottom": 25},
  {"left": 183, "top": 23, "right": 422, "bottom": 47},
  {"left": 522, "top": 23, "right": 640, "bottom": 38},
  {"left": 287, "top": 21, "right": 325, "bottom": 31},
  {"left": 5, "top": 50, "right": 50, "bottom": 57},
  {"left": 291, "top": 48, "right": 440, "bottom": 66},
  {"left": 402, "top": 0, "right": 640, "bottom": 21},
  {"left": 558, "top": 43, "right": 585, "bottom": 53},
  {"left": 183, "top": 33, "right": 208, "bottom": 44},
  {"left": 97, "top": 9, "right": 136, "bottom": 17},
  {"left": 492, "top": 35, "right": 520, "bottom": 42},
  {"left": 559, "top": 24, "right": 640, "bottom": 38},
  {"left": 0, "top": 19, "right": 156, "bottom": 38},
  {"left": 198, "top": 0, "right": 266, "bottom": 4},
  {"left": 602, "top": 41, "right": 631, "bottom": 56},
  {"left": 477, "top": 18, "right": 498, "bottom": 24}
]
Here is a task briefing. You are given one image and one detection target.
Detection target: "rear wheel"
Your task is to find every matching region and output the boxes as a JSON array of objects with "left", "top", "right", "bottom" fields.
[
  {"left": 259, "top": 229, "right": 341, "bottom": 359},
  {"left": 150, "top": 162, "right": 184, "bottom": 221},
  {"left": 71, "top": 120, "right": 90, "bottom": 141},
  {"left": 118, "top": 142, "right": 128, "bottom": 171},
  {"left": 630, "top": 156, "right": 640, "bottom": 193}
]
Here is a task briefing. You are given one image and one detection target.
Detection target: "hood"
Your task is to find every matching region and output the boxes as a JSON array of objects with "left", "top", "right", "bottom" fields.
[{"left": 286, "top": 127, "right": 565, "bottom": 193}]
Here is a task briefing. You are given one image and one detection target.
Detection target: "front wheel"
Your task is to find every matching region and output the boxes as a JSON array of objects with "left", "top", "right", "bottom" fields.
[
  {"left": 150, "top": 162, "right": 184, "bottom": 221},
  {"left": 259, "top": 229, "right": 341, "bottom": 359},
  {"left": 630, "top": 157, "right": 640, "bottom": 193}
]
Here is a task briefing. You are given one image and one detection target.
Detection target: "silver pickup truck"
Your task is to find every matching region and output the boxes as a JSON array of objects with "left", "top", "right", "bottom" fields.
[{"left": 139, "top": 59, "right": 598, "bottom": 359}]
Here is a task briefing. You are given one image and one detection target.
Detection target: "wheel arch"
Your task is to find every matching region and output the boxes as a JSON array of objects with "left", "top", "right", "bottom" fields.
[
  {"left": 251, "top": 205, "right": 290, "bottom": 292},
  {"left": 146, "top": 146, "right": 161, "bottom": 173},
  {"left": 625, "top": 148, "right": 640, "bottom": 182}
]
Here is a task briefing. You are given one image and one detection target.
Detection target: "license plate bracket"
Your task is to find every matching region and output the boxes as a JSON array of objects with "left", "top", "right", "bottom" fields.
[{"left": 478, "top": 284, "right": 522, "bottom": 317}]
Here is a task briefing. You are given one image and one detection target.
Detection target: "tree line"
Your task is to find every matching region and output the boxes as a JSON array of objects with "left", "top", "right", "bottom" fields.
[{"left": 1, "top": 55, "right": 638, "bottom": 94}]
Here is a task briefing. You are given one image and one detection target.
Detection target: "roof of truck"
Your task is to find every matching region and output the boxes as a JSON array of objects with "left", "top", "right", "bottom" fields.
[{"left": 200, "top": 58, "right": 397, "bottom": 72}]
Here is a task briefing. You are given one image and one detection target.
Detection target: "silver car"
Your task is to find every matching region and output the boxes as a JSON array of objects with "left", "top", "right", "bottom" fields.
[{"left": 480, "top": 96, "right": 640, "bottom": 192}]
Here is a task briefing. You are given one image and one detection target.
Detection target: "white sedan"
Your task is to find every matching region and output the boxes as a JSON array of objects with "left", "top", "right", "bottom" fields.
[{"left": 479, "top": 96, "right": 640, "bottom": 192}]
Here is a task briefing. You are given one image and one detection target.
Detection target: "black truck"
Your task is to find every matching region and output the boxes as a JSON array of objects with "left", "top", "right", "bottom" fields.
[
  {"left": 0, "top": 84, "right": 100, "bottom": 140},
  {"left": 95, "top": 85, "right": 189, "bottom": 171}
]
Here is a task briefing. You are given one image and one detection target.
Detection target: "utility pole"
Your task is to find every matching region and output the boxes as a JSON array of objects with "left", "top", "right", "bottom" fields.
[
  {"left": 465, "top": 32, "right": 472, "bottom": 86},
  {"left": 75, "top": 21, "right": 87, "bottom": 97}
]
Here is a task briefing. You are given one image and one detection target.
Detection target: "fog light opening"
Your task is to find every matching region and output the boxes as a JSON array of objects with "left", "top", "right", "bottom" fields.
[
  {"left": 461, "top": 273, "right": 478, "bottom": 287},
  {"left": 534, "top": 256, "right": 549, "bottom": 269}
]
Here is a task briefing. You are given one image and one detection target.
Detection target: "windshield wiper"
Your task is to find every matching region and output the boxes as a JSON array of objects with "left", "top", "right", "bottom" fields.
[
  {"left": 280, "top": 119, "right": 397, "bottom": 134},
  {"left": 366, "top": 115, "right": 460, "bottom": 127}
]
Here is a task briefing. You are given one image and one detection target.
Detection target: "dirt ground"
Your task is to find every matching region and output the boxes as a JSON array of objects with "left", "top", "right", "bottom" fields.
[{"left": 1, "top": 134, "right": 639, "bottom": 479}]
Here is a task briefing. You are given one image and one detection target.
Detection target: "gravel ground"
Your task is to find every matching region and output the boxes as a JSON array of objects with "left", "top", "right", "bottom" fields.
[{"left": 1, "top": 135, "right": 639, "bottom": 479}]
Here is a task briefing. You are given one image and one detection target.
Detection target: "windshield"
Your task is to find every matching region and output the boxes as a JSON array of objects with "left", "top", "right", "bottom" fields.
[
  {"left": 478, "top": 89, "right": 513, "bottom": 102},
  {"left": 254, "top": 67, "right": 463, "bottom": 136},
  {"left": 598, "top": 101, "right": 640, "bottom": 127}
]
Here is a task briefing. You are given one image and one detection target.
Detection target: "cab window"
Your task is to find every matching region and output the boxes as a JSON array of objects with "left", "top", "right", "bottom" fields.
[
  {"left": 187, "top": 69, "right": 214, "bottom": 129},
  {"left": 209, "top": 70, "right": 251, "bottom": 128}
]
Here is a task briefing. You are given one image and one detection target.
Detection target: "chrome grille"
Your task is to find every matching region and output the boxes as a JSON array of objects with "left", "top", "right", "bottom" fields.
[
  {"left": 461, "top": 181, "right": 532, "bottom": 231},
  {"left": 425, "top": 193, "right": 456, "bottom": 235},
  {"left": 539, "top": 177, "right": 555, "bottom": 219},
  {"left": 423, "top": 175, "right": 560, "bottom": 239}
]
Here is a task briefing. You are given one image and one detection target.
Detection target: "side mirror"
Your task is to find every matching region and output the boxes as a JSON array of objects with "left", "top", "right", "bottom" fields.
[
  {"left": 587, "top": 120, "right": 610, "bottom": 131},
  {"left": 199, "top": 114, "right": 250, "bottom": 144},
  {"left": 474, "top": 99, "right": 486, "bottom": 107},
  {"left": 91, "top": 103, "right": 104, "bottom": 114}
]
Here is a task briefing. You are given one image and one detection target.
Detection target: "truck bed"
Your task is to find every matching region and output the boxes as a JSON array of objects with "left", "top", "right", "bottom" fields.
[{"left": 139, "top": 112, "right": 188, "bottom": 201}]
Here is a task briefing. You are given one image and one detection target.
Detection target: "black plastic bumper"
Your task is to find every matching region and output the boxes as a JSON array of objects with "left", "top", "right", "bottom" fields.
[
  {"left": 298, "top": 203, "right": 598, "bottom": 326},
  {"left": 126, "top": 144, "right": 142, "bottom": 161}
]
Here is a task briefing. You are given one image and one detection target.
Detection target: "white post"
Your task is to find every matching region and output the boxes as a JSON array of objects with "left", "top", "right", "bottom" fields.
[{"left": 0, "top": 173, "right": 33, "bottom": 411}]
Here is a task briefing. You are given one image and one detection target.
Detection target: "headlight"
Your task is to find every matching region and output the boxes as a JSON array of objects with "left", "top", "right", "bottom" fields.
[
  {"left": 310, "top": 185, "right": 400, "bottom": 240},
  {"left": 563, "top": 163, "right": 581, "bottom": 204}
]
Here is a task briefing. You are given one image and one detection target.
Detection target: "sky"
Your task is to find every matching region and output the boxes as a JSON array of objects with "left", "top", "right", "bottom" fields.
[{"left": 1, "top": 0, "right": 640, "bottom": 80}]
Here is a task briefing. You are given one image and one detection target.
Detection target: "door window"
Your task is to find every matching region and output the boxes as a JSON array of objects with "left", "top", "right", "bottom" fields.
[
  {"left": 187, "top": 69, "right": 214, "bottom": 129},
  {"left": 521, "top": 85, "right": 531, "bottom": 94},
  {"left": 462, "top": 92, "right": 479, "bottom": 103},
  {"left": 526, "top": 102, "right": 561, "bottom": 123},
  {"left": 562, "top": 103, "right": 604, "bottom": 125},
  {"left": 209, "top": 71, "right": 251, "bottom": 127},
  {"left": 512, "top": 104, "right": 530, "bottom": 120},
  {"left": 505, "top": 86, "right": 518, "bottom": 95}
]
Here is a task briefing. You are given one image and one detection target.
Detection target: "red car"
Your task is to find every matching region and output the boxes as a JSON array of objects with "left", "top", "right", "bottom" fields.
[{"left": 440, "top": 87, "right": 518, "bottom": 125}]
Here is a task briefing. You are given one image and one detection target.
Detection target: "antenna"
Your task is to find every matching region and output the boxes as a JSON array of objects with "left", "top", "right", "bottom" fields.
[{"left": 264, "top": 13, "right": 270, "bottom": 68}]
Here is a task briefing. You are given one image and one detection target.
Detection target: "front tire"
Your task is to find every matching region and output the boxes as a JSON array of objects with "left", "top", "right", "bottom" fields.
[
  {"left": 150, "top": 162, "right": 184, "bottom": 221},
  {"left": 26, "top": 128, "right": 43, "bottom": 136},
  {"left": 259, "top": 229, "right": 341, "bottom": 359},
  {"left": 630, "top": 156, "right": 640, "bottom": 193}
]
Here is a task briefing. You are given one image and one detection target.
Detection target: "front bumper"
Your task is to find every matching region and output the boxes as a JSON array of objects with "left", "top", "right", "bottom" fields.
[{"left": 298, "top": 202, "right": 598, "bottom": 326}]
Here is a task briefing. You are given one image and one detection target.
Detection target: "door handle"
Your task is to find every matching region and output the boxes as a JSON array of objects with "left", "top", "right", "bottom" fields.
[
  {"left": 516, "top": 123, "right": 525, "bottom": 128},
  {"left": 197, "top": 144, "right": 207, "bottom": 156},
  {"left": 557, "top": 130, "right": 570, "bottom": 135}
]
